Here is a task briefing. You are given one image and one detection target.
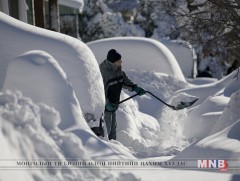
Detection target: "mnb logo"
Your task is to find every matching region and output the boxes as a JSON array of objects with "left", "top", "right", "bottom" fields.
[{"left": 198, "top": 160, "right": 228, "bottom": 172}]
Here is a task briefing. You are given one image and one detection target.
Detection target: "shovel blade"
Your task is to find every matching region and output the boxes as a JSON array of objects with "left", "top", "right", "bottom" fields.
[{"left": 173, "top": 98, "right": 198, "bottom": 110}]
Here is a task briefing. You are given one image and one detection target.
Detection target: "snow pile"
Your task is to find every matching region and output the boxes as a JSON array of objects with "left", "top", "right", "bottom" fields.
[
  {"left": 0, "top": 90, "right": 141, "bottom": 180},
  {"left": 3, "top": 50, "right": 85, "bottom": 130},
  {"left": 181, "top": 72, "right": 240, "bottom": 140},
  {"left": 114, "top": 70, "right": 190, "bottom": 157},
  {"left": 212, "top": 79, "right": 240, "bottom": 134},
  {"left": 187, "top": 77, "right": 217, "bottom": 85},
  {"left": 0, "top": 90, "right": 87, "bottom": 180},
  {"left": 171, "top": 74, "right": 240, "bottom": 166},
  {"left": 175, "top": 72, "right": 237, "bottom": 107},
  {"left": 173, "top": 89, "right": 240, "bottom": 163},
  {"left": 116, "top": 93, "right": 161, "bottom": 157},
  {"left": 0, "top": 12, "right": 105, "bottom": 122}
]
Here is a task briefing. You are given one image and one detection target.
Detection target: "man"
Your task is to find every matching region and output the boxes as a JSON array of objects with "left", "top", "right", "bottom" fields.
[{"left": 99, "top": 49, "right": 145, "bottom": 140}]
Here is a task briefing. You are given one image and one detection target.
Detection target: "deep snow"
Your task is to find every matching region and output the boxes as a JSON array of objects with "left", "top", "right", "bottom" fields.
[{"left": 0, "top": 12, "right": 240, "bottom": 180}]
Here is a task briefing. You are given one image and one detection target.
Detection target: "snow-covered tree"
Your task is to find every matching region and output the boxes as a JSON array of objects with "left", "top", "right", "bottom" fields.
[
  {"left": 135, "top": 0, "right": 178, "bottom": 38},
  {"left": 80, "top": 0, "right": 144, "bottom": 42},
  {"left": 166, "top": 0, "right": 240, "bottom": 78},
  {"left": 104, "top": 0, "right": 139, "bottom": 12},
  {"left": 104, "top": 0, "right": 139, "bottom": 22}
]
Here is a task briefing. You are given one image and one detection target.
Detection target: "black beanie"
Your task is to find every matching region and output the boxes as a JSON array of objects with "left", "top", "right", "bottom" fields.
[{"left": 107, "top": 49, "right": 121, "bottom": 63}]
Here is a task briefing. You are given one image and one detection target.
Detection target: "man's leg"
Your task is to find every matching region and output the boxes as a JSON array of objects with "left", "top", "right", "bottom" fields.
[
  {"left": 104, "top": 111, "right": 117, "bottom": 140},
  {"left": 104, "top": 111, "right": 113, "bottom": 139},
  {"left": 109, "top": 111, "right": 117, "bottom": 140}
]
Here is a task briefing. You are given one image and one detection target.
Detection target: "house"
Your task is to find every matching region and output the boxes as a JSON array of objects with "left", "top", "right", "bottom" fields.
[{"left": 0, "top": 0, "right": 84, "bottom": 38}]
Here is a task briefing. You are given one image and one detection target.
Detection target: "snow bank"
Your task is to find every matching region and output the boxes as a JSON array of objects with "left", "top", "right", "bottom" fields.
[
  {"left": 174, "top": 71, "right": 237, "bottom": 107},
  {"left": 0, "top": 90, "right": 88, "bottom": 180},
  {"left": 187, "top": 77, "right": 218, "bottom": 85},
  {"left": 0, "top": 90, "right": 140, "bottom": 180},
  {"left": 3, "top": 50, "right": 85, "bottom": 130},
  {"left": 172, "top": 80, "right": 240, "bottom": 174},
  {"left": 114, "top": 71, "right": 189, "bottom": 157},
  {"left": 183, "top": 94, "right": 229, "bottom": 139},
  {"left": 0, "top": 12, "right": 104, "bottom": 121},
  {"left": 182, "top": 73, "right": 240, "bottom": 139},
  {"left": 87, "top": 37, "right": 186, "bottom": 82},
  {"left": 173, "top": 119, "right": 240, "bottom": 174},
  {"left": 116, "top": 92, "right": 161, "bottom": 157},
  {"left": 212, "top": 87, "right": 240, "bottom": 134}
]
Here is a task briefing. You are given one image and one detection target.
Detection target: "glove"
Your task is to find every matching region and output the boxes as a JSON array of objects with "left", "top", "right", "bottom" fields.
[
  {"left": 105, "top": 103, "right": 118, "bottom": 112},
  {"left": 134, "top": 86, "right": 146, "bottom": 96}
]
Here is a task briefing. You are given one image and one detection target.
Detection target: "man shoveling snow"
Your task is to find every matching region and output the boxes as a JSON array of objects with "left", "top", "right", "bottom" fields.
[{"left": 99, "top": 49, "right": 145, "bottom": 140}]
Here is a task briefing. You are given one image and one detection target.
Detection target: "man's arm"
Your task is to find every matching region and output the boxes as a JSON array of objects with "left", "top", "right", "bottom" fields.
[
  {"left": 122, "top": 71, "right": 137, "bottom": 91},
  {"left": 122, "top": 71, "right": 146, "bottom": 96}
]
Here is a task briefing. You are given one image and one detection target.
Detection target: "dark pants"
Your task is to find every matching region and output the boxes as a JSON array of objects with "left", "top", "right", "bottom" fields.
[{"left": 104, "top": 111, "right": 117, "bottom": 140}]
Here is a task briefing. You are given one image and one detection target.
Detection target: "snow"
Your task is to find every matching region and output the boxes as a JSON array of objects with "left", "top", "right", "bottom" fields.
[
  {"left": 0, "top": 12, "right": 240, "bottom": 180},
  {"left": 187, "top": 77, "right": 218, "bottom": 85},
  {"left": 0, "top": 12, "right": 104, "bottom": 123},
  {"left": 159, "top": 39, "right": 197, "bottom": 78},
  {"left": 3, "top": 50, "right": 84, "bottom": 130}
]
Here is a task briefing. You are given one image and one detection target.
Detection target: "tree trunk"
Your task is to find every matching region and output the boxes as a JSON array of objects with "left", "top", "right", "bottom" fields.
[
  {"left": 34, "top": 0, "right": 45, "bottom": 28},
  {"left": 49, "top": 0, "right": 60, "bottom": 32}
]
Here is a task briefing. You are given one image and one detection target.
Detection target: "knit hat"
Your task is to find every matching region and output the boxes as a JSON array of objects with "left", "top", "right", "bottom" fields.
[{"left": 107, "top": 49, "right": 121, "bottom": 63}]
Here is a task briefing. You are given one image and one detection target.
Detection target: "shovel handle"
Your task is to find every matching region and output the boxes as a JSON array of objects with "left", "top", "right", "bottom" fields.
[
  {"left": 145, "top": 91, "right": 175, "bottom": 109},
  {"left": 118, "top": 91, "right": 197, "bottom": 110},
  {"left": 118, "top": 91, "right": 175, "bottom": 109},
  {"left": 118, "top": 93, "right": 139, "bottom": 104}
]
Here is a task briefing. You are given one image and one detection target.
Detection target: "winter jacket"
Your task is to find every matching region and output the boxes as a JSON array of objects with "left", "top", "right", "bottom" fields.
[{"left": 99, "top": 59, "right": 136, "bottom": 105}]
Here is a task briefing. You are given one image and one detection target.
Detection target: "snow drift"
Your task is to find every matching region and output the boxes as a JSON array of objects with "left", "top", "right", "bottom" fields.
[
  {"left": 3, "top": 50, "right": 84, "bottom": 130},
  {"left": 0, "top": 12, "right": 104, "bottom": 121}
]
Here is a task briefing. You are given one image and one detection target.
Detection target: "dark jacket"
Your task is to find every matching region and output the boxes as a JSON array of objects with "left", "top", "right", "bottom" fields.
[{"left": 99, "top": 59, "right": 136, "bottom": 104}]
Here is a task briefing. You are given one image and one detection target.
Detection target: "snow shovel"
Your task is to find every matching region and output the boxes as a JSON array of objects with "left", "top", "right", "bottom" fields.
[{"left": 118, "top": 91, "right": 198, "bottom": 110}]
